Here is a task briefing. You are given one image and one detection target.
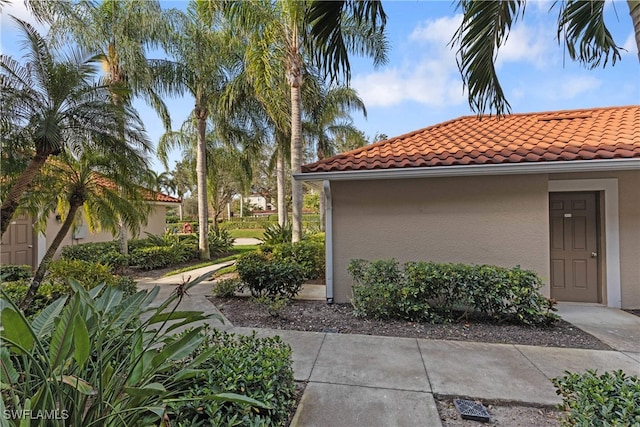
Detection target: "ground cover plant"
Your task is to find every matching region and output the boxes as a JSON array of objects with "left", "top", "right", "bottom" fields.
[
  {"left": 348, "top": 259, "right": 558, "bottom": 326},
  {"left": 168, "top": 329, "right": 296, "bottom": 426},
  {"left": 553, "top": 369, "right": 640, "bottom": 426}
]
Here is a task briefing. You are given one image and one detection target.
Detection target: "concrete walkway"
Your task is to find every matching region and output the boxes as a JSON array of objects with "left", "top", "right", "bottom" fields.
[{"left": 137, "top": 268, "right": 640, "bottom": 427}]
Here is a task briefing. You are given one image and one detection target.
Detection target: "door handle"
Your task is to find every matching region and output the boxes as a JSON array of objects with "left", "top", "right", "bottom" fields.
[
  {"left": 28, "top": 245, "right": 33, "bottom": 248},
  {"left": 591, "top": 252, "right": 597, "bottom": 258}
]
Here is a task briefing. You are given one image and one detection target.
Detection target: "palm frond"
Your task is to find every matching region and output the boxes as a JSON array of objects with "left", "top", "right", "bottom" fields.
[{"left": 451, "top": 0, "right": 525, "bottom": 116}]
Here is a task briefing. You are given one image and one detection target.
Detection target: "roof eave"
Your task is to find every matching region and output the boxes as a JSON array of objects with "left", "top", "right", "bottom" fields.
[{"left": 294, "top": 158, "right": 640, "bottom": 182}]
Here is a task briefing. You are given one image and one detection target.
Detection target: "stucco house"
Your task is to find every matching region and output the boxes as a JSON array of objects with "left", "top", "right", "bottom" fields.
[
  {"left": 1, "top": 187, "right": 181, "bottom": 269},
  {"left": 296, "top": 106, "right": 640, "bottom": 309}
]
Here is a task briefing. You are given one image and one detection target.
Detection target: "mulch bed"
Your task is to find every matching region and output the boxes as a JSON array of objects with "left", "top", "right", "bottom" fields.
[{"left": 210, "top": 297, "right": 611, "bottom": 350}]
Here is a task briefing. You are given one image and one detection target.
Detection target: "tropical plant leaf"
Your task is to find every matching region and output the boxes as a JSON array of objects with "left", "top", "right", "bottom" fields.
[
  {"left": 30, "top": 296, "right": 68, "bottom": 338},
  {"left": 0, "top": 346, "right": 19, "bottom": 386},
  {"left": 1, "top": 307, "right": 34, "bottom": 353},
  {"left": 124, "top": 382, "right": 167, "bottom": 397},
  {"left": 73, "top": 313, "right": 90, "bottom": 368},
  {"left": 49, "top": 294, "right": 80, "bottom": 369},
  {"left": 60, "top": 374, "right": 96, "bottom": 395}
]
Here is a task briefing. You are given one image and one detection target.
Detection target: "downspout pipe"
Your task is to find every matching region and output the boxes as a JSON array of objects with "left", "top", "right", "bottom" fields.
[{"left": 323, "top": 180, "right": 334, "bottom": 303}]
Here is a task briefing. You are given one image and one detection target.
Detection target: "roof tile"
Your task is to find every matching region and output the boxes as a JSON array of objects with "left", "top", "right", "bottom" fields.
[{"left": 302, "top": 106, "right": 640, "bottom": 173}]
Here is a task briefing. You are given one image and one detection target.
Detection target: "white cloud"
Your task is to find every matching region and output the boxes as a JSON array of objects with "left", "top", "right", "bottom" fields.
[
  {"left": 497, "top": 22, "right": 552, "bottom": 68},
  {"left": 541, "top": 75, "right": 602, "bottom": 100},
  {"left": 409, "top": 14, "right": 462, "bottom": 46},
  {"left": 353, "top": 15, "right": 467, "bottom": 108}
]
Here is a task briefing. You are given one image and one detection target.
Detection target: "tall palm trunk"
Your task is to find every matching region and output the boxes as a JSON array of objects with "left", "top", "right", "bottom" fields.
[
  {"left": 20, "top": 200, "right": 82, "bottom": 310},
  {"left": 277, "top": 149, "right": 287, "bottom": 227},
  {"left": 629, "top": 0, "right": 640, "bottom": 61},
  {"left": 195, "top": 107, "right": 210, "bottom": 260},
  {"left": 289, "top": 50, "right": 303, "bottom": 243},
  {"left": 1, "top": 152, "right": 49, "bottom": 236}
]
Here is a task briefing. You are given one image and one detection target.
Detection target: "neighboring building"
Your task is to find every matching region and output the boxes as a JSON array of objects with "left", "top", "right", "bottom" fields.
[
  {"left": 296, "top": 106, "right": 640, "bottom": 309},
  {"left": 244, "top": 194, "right": 272, "bottom": 211},
  {"left": 1, "top": 188, "right": 181, "bottom": 268}
]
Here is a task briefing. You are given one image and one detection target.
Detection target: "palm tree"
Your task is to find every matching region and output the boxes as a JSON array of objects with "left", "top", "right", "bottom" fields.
[
  {"left": 452, "top": 0, "right": 639, "bottom": 116},
  {"left": 19, "top": 149, "right": 152, "bottom": 310},
  {"left": 0, "top": 18, "right": 151, "bottom": 236},
  {"left": 156, "top": 3, "right": 244, "bottom": 260},
  {"left": 49, "top": 0, "right": 173, "bottom": 255},
  {"left": 223, "top": 0, "right": 387, "bottom": 242},
  {"left": 303, "top": 81, "right": 367, "bottom": 231}
]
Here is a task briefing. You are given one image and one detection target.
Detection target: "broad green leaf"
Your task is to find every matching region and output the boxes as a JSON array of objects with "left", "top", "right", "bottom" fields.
[
  {"left": 171, "top": 368, "right": 203, "bottom": 382},
  {"left": 1, "top": 308, "right": 34, "bottom": 353},
  {"left": 31, "top": 296, "right": 67, "bottom": 338},
  {"left": 73, "top": 314, "right": 90, "bottom": 368},
  {"left": 88, "top": 282, "right": 106, "bottom": 299},
  {"left": 151, "top": 328, "right": 203, "bottom": 368},
  {"left": 96, "top": 286, "right": 122, "bottom": 313},
  {"left": 19, "top": 398, "right": 31, "bottom": 427},
  {"left": 0, "top": 346, "right": 19, "bottom": 386},
  {"left": 60, "top": 375, "right": 96, "bottom": 395},
  {"left": 124, "top": 382, "right": 167, "bottom": 397},
  {"left": 49, "top": 295, "right": 80, "bottom": 369},
  {"left": 128, "top": 328, "right": 145, "bottom": 385}
]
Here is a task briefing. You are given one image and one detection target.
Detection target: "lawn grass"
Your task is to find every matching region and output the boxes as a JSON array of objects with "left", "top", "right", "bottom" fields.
[
  {"left": 229, "top": 229, "right": 265, "bottom": 239},
  {"left": 163, "top": 245, "right": 259, "bottom": 277}
]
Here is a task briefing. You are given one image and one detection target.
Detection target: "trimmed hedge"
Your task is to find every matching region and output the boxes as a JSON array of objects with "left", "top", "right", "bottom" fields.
[
  {"left": 348, "top": 259, "right": 558, "bottom": 325},
  {"left": 553, "top": 370, "right": 640, "bottom": 426},
  {"left": 261, "top": 234, "right": 325, "bottom": 280},
  {"left": 169, "top": 329, "right": 296, "bottom": 426},
  {"left": 236, "top": 252, "right": 304, "bottom": 299}
]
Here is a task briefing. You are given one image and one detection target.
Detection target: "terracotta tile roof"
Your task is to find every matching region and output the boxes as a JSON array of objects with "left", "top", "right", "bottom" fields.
[
  {"left": 301, "top": 106, "right": 640, "bottom": 173},
  {"left": 90, "top": 174, "right": 182, "bottom": 204}
]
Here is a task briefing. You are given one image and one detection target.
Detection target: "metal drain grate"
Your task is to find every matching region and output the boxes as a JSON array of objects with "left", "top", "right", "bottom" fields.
[{"left": 453, "top": 399, "right": 490, "bottom": 422}]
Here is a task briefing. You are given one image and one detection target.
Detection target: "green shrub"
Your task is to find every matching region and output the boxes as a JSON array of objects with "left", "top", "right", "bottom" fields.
[
  {"left": 130, "top": 245, "right": 182, "bottom": 270},
  {"left": 1, "top": 276, "right": 264, "bottom": 426},
  {"left": 169, "top": 329, "right": 296, "bottom": 426},
  {"left": 0, "top": 264, "right": 32, "bottom": 281},
  {"left": 60, "top": 241, "right": 118, "bottom": 262},
  {"left": 209, "top": 227, "right": 235, "bottom": 255},
  {"left": 553, "top": 370, "right": 640, "bottom": 426},
  {"left": 263, "top": 235, "right": 325, "bottom": 281},
  {"left": 47, "top": 259, "right": 118, "bottom": 290},
  {"left": 236, "top": 252, "right": 304, "bottom": 299},
  {"left": 99, "top": 251, "right": 129, "bottom": 273},
  {"left": 212, "top": 277, "right": 243, "bottom": 297},
  {"left": 348, "top": 259, "right": 558, "bottom": 325},
  {"left": 262, "top": 222, "right": 292, "bottom": 244}
]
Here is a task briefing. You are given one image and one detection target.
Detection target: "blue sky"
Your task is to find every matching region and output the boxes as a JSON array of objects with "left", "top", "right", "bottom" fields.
[{"left": 2, "top": 0, "right": 638, "bottom": 173}]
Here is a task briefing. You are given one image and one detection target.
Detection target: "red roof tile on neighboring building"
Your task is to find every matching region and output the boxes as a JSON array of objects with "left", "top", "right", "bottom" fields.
[
  {"left": 301, "top": 106, "right": 640, "bottom": 173},
  {"left": 91, "top": 174, "right": 182, "bottom": 204}
]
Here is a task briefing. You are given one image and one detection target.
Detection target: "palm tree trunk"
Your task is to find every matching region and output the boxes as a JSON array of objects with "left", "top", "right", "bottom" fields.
[
  {"left": 277, "top": 149, "right": 287, "bottom": 227},
  {"left": 1, "top": 152, "right": 49, "bottom": 236},
  {"left": 629, "top": 0, "right": 640, "bottom": 61},
  {"left": 20, "top": 202, "right": 81, "bottom": 310},
  {"left": 290, "top": 70, "right": 303, "bottom": 243},
  {"left": 196, "top": 110, "right": 210, "bottom": 260}
]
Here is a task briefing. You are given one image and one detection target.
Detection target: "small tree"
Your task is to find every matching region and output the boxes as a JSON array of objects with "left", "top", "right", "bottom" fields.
[{"left": 20, "top": 150, "right": 151, "bottom": 310}]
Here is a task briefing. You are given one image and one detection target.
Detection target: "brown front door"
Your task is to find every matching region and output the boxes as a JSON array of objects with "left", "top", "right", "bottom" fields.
[
  {"left": 549, "top": 192, "right": 599, "bottom": 302},
  {"left": 0, "top": 213, "right": 35, "bottom": 267}
]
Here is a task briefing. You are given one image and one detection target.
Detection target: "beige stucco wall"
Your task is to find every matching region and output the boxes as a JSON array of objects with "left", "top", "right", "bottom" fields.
[
  {"left": 43, "top": 203, "right": 169, "bottom": 260},
  {"left": 550, "top": 170, "right": 640, "bottom": 309},
  {"left": 330, "top": 174, "right": 550, "bottom": 303}
]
